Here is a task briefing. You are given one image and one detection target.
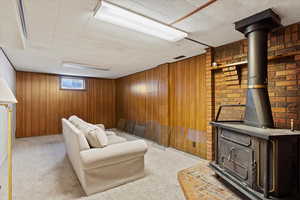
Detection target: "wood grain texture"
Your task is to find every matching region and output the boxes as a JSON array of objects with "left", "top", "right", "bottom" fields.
[
  {"left": 116, "top": 64, "right": 169, "bottom": 124},
  {"left": 16, "top": 72, "right": 116, "bottom": 138},
  {"left": 116, "top": 56, "right": 207, "bottom": 158},
  {"left": 169, "top": 55, "right": 207, "bottom": 158},
  {"left": 116, "top": 64, "right": 169, "bottom": 145}
]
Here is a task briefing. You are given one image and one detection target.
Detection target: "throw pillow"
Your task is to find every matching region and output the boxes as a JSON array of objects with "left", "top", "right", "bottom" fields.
[
  {"left": 68, "top": 116, "right": 108, "bottom": 148},
  {"left": 85, "top": 125, "right": 108, "bottom": 148}
]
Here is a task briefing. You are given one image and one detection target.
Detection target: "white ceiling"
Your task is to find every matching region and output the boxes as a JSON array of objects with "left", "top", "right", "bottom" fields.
[{"left": 1, "top": 0, "right": 300, "bottom": 78}]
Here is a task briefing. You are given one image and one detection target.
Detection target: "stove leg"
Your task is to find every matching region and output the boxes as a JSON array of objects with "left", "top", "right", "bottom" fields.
[
  {"left": 215, "top": 128, "right": 218, "bottom": 164},
  {"left": 264, "top": 140, "right": 270, "bottom": 198}
]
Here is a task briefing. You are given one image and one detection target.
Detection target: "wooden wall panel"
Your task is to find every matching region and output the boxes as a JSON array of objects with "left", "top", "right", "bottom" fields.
[
  {"left": 16, "top": 72, "right": 116, "bottom": 138},
  {"left": 116, "top": 56, "right": 207, "bottom": 158},
  {"left": 169, "top": 55, "right": 207, "bottom": 158},
  {"left": 116, "top": 64, "right": 169, "bottom": 146},
  {"left": 116, "top": 64, "right": 169, "bottom": 126}
]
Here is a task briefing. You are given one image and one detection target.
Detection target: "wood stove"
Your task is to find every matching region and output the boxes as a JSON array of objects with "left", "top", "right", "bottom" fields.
[{"left": 210, "top": 9, "right": 300, "bottom": 200}]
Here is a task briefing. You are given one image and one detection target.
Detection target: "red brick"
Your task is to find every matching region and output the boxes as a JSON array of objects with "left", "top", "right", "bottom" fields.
[
  {"left": 286, "top": 64, "right": 296, "bottom": 69},
  {"left": 276, "top": 81, "right": 297, "bottom": 86},
  {"left": 287, "top": 97, "right": 300, "bottom": 102},
  {"left": 268, "top": 92, "right": 275, "bottom": 97},
  {"left": 287, "top": 86, "right": 298, "bottom": 91},
  {"left": 275, "top": 118, "right": 287, "bottom": 123},
  {"left": 227, "top": 93, "right": 240, "bottom": 98},
  {"left": 295, "top": 55, "right": 300, "bottom": 61},
  {"left": 287, "top": 113, "right": 298, "bottom": 119},
  {"left": 276, "top": 69, "right": 297, "bottom": 76},
  {"left": 271, "top": 97, "right": 286, "bottom": 102},
  {"left": 274, "top": 112, "right": 287, "bottom": 118},
  {"left": 287, "top": 103, "right": 298, "bottom": 112},
  {"left": 287, "top": 75, "right": 297, "bottom": 80},
  {"left": 272, "top": 107, "right": 286, "bottom": 113},
  {"left": 292, "top": 32, "right": 298, "bottom": 41}
]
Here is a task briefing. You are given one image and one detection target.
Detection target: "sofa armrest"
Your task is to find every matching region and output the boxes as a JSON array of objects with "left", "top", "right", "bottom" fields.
[{"left": 80, "top": 140, "right": 148, "bottom": 170}]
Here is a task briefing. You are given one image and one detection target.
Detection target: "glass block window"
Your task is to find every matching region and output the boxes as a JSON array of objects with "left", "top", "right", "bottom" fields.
[{"left": 60, "top": 77, "right": 85, "bottom": 90}]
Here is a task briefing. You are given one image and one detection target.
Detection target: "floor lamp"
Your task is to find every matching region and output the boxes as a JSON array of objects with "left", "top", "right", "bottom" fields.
[{"left": 0, "top": 78, "right": 17, "bottom": 200}]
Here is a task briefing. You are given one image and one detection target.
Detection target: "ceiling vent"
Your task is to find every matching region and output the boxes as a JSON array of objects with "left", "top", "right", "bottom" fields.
[
  {"left": 174, "top": 55, "right": 186, "bottom": 60},
  {"left": 62, "top": 62, "right": 111, "bottom": 71}
]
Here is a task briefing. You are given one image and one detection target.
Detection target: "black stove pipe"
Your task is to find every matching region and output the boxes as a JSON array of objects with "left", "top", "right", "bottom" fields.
[
  {"left": 244, "top": 24, "right": 274, "bottom": 128},
  {"left": 235, "top": 9, "right": 281, "bottom": 128}
]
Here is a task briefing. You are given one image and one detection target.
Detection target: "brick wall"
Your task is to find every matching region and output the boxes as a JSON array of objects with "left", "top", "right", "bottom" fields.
[
  {"left": 205, "top": 48, "right": 215, "bottom": 161},
  {"left": 206, "top": 22, "right": 300, "bottom": 160}
]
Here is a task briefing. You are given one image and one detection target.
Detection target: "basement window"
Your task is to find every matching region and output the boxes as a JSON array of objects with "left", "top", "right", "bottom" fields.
[{"left": 60, "top": 77, "right": 85, "bottom": 90}]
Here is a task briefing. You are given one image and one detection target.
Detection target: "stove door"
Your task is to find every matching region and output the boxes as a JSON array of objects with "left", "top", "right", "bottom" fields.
[{"left": 218, "top": 135, "right": 255, "bottom": 187}]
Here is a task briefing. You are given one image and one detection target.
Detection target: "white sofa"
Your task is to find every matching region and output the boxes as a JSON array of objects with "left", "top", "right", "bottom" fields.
[{"left": 62, "top": 118, "right": 148, "bottom": 195}]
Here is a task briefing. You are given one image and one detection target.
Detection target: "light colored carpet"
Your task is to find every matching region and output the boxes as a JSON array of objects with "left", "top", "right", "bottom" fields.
[{"left": 0, "top": 133, "right": 206, "bottom": 200}]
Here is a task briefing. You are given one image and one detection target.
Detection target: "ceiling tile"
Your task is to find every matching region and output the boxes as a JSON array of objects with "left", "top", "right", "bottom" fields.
[{"left": 2, "top": 0, "right": 300, "bottom": 78}]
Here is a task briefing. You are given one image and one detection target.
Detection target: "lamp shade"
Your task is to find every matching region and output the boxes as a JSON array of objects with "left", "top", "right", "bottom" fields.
[{"left": 0, "top": 78, "right": 17, "bottom": 104}]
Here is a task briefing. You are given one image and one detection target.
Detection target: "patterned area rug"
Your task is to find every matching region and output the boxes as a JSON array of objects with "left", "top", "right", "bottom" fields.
[{"left": 178, "top": 163, "right": 248, "bottom": 200}]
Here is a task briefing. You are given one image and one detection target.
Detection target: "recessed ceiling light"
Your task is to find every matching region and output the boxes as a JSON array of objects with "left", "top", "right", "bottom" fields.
[
  {"left": 94, "top": 1, "right": 188, "bottom": 42},
  {"left": 62, "top": 62, "right": 110, "bottom": 71}
]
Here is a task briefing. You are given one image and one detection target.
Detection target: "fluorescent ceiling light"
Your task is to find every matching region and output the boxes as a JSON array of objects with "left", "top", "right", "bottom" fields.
[
  {"left": 94, "top": 1, "right": 188, "bottom": 42},
  {"left": 62, "top": 62, "right": 110, "bottom": 71}
]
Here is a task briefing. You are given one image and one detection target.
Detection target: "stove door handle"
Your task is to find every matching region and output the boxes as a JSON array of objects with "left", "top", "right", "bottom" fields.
[{"left": 228, "top": 147, "right": 235, "bottom": 161}]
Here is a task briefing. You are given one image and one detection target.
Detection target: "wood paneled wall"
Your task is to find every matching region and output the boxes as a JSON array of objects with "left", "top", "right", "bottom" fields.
[
  {"left": 16, "top": 57, "right": 207, "bottom": 157},
  {"left": 116, "top": 56, "right": 207, "bottom": 158},
  {"left": 169, "top": 55, "right": 207, "bottom": 158},
  {"left": 16, "top": 72, "right": 116, "bottom": 138},
  {"left": 116, "top": 64, "right": 169, "bottom": 126}
]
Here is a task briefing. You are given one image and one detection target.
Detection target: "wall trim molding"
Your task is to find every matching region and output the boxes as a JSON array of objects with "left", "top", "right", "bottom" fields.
[
  {"left": 0, "top": 48, "right": 17, "bottom": 72},
  {"left": 16, "top": 69, "right": 115, "bottom": 80}
]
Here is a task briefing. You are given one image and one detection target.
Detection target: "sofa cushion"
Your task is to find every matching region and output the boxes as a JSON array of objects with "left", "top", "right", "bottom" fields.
[
  {"left": 80, "top": 140, "right": 148, "bottom": 169},
  {"left": 69, "top": 116, "right": 108, "bottom": 148},
  {"left": 86, "top": 125, "right": 108, "bottom": 148},
  {"left": 105, "top": 130, "right": 116, "bottom": 136},
  {"left": 107, "top": 135, "right": 127, "bottom": 145},
  {"left": 95, "top": 124, "right": 117, "bottom": 136},
  {"left": 95, "top": 124, "right": 105, "bottom": 130},
  {"left": 69, "top": 115, "right": 84, "bottom": 127}
]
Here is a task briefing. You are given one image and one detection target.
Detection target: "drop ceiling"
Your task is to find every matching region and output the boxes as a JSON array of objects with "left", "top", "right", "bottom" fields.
[{"left": 1, "top": 0, "right": 300, "bottom": 78}]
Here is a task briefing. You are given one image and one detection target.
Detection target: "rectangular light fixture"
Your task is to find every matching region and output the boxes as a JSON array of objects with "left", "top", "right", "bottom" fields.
[
  {"left": 94, "top": 1, "right": 188, "bottom": 42},
  {"left": 62, "top": 62, "right": 110, "bottom": 71}
]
